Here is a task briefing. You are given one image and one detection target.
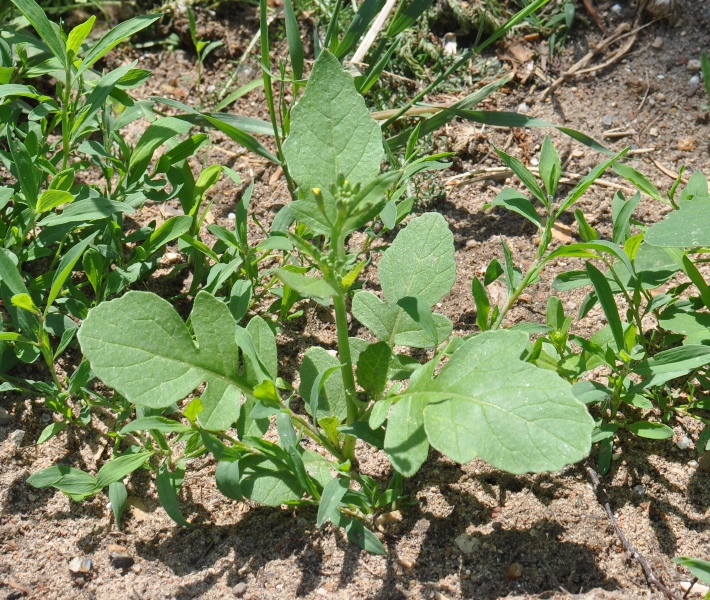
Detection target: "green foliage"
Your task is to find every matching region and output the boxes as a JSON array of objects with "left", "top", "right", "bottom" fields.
[{"left": 6, "top": 0, "right": 710, "bottom": 557}]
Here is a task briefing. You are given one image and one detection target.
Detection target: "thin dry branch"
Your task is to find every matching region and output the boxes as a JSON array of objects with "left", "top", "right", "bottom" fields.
[{"left": 585, "top": 465, "right": 683, "bottom": 600}]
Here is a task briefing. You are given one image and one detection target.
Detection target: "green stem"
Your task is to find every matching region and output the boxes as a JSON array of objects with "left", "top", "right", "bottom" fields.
[
  {"left": 492, "top": 222, "right": 551, "bottom": 330},
  {"left": 60, "top": 65, "right": 72, "bottom": 171}
]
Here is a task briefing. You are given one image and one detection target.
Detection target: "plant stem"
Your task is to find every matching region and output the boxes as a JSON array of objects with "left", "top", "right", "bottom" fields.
[{"left": 60, "top": 66, "right": 72, "bottom": 171}]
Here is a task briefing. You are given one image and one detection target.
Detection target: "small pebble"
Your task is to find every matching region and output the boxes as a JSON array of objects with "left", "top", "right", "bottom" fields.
[
  {"left": 651, "top": 36, "right": 664, "bottom": 49},
  {"left": 687, "top": 59, "right": 702, "bottom": 72},
  {"left": 602, "top": 114, "right": 614, "bottom": 126},
  {"left": 517, "top": 102, "right": 529, "bottom": 113},
  {"left": 634, "top": 484, "right": 645, "bottom": 496},
  {"left": 0, "top": 407, "right": 11, "bottom": 424},
  {"left": 107, "top": 544, "right": 134, "bottom": 569},
  {"left": 507, "top": 562, "right": 524, "bottom": 580},
  {"left": 233, "top": 582, "right": 248, "bottom": 598},
  {"left": 688, "top": 460, "right": 700, "bottom": 468},
  {"left": 676, "top": 435, "right": 691, "bottom": 450},
  {"left": 9, "top": 430, "right": 25, "bottom": 447},
  {"left": 40, "top": 413, "right": 51, "bottom": 423},
  {"left": 530, "top": 156, "right": 539, "bottom": 166},
  {"left": 227, "top": 212, "right": 236, "bottom": 219},
  {"left": 649, "top": 127, "right": 660, "bottom": 137},
  {"left": 454, "top": 533, "right": 480, "bottom": 555},
  {"left": 69, "top": 557, "right": 93, "bottom": 574}
]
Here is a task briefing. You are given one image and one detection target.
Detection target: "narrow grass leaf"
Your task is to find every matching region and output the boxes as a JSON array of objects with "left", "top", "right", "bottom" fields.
[
  {"left": 156, "top": 461, "right": 189, "bottom": 526},
  {"left": 585, "top": 262, "right": 624, "bottom": 351}
]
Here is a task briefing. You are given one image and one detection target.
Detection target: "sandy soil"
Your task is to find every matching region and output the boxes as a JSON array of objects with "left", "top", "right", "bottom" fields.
[{"left": 1, "top": 1, "right": 710, "bottom": 598}]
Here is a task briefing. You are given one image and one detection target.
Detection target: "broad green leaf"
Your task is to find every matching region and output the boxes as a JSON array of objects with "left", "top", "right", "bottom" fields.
[
  {"left": 624, "top": 421, "right": 673, "bottom": 439},
  {"left": 658, "top": 307, "right": 710, "bottom": 345},
  {"left": 645, "top": 197, "right": 710, "bottom": 247},
  {"left": 300, "top": 346, "right": 347, "bottom": 422},
  {"left": 282, "top": 50, "right": 382, "bottom": 200},
  {"left": 379, "top": 213, "right": 455, "bottom": 305},
  {"left": 397, "top": 330, "right": 593, "bottom": 475},
  {"left": 384, "top": 395, "right": 430, "bottom": 477},
  {"left": 356, "top": 342, "right": 391, "bottom": 396},
  {"left": 352, "top": 291, "right": 452, "bottom": 348},
  {"left": 397, "top": 296, "right": 439, "bottom": 348},
  {"left": 79, "top": 291, "right": 254, "bottom": 410},
  {"left": 156, "top": 461, "right": 189, "bottom": 526},
  {"left": 220, "top": 455, "right": 302, "bottom": 506}
]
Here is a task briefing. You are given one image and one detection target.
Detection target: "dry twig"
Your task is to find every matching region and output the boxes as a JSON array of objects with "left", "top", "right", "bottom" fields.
[{"left": 585, "top": 465, "right": 683, "bottom": 600}]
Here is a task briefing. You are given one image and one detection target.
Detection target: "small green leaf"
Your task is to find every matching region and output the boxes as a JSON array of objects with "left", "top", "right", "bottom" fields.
[
  {"left": 585, "top": 262, "right": 624, "bottom": 352},
  {"left": 356, "top": 342, "right": 391, "bottom": 396},
  {"left": 624, "top": 421, "right": 674, "bottom": 439},
  {"left": 493, "top": 145, "right": 547, "bottom": 207},
  {"left": 36, "top": 190, "right": 73, "bottom": 213},
  {"left": 11, "top": 293, "right": 39, "bottom": 315},
  {"left": 66, "top": 16, "right": 96, "bottom": 59},
  {"left": 538, "top": 135, "right": 561, "bottom": 198},
  {"left": 487, "top": 188, "right": 541, "bottom": 228},
  {"left": 317, "top": 477, "right": 349, "bottom": 527},
  {"left": 119, "top": 417, "right": 192, "bottom": 434},
  {"left": 156, "top": 461, "right": 189, "bottom": 526},
  {"left": 95, "top": 452, "right": 153, "bottom": 489},
  {"left": 274, "top": 269, "right": 335, "bottom": 300},
  {"left": 37, "top": 420, "right": 67, "bottom": 444},
  {"left": 673, "top": 556, "right": 710, "bottom": 586},
  {"left": 108, "top": 481, "right": 128, "bottom": 527}
]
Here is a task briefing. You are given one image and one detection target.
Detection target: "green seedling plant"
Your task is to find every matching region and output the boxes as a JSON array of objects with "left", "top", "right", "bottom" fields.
[
  {"left": 187, "top": 7, "right": 223, "bottom": 104},
  {"left": 483, "top": 145, "right": 710, "bottom": 473},
  {"left": 24, "top": 51, "right": 596, "bottom": 551},
  {"left": 0, "top": 0, "right": 263, "bottom": 444}
]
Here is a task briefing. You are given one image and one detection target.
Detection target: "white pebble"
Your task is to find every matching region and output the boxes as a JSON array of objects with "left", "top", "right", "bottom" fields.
[
  {"left": 517, "top": 103, "right": 529, "bottom": 113},
  {"left": 676, "top": 435, "right": 691, "bottom": 450},
  {"left": 227, "top": 212, "right": 236, "bottom": 219},
  {"left": 530, "top": 156, "right": 539, "bottom": 166},
  {"left": 634, "top": 484, "right": 645, "bottom": 496},
  {"left": 688, "top": 460, "right": 700, "bottom": 468},
  {"left": 611, "top": 4, "right": 622, "bottom": 13},
  {"left": 690, "top": 75, "right": 700, "bottom": 85}
]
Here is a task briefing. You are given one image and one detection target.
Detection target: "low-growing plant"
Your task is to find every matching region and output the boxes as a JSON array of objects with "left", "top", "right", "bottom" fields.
[
  {"left": 24, "top": 50, "right": 597, "bottom": 551},
  {"left": 482, "top": 145, "right": 710, "bottom": 472}
]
